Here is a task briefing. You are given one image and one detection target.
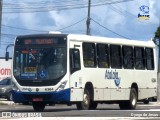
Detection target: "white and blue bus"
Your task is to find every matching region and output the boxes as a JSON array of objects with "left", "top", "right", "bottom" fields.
[{"left": 6, "top": 33, "right": 157, "bottom": 111}]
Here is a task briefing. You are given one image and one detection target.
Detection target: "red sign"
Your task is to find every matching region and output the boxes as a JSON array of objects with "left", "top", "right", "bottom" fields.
[
  {"left": 0, "top": 68, "right": 11, "bottom": 75},
  {"left": 36, "top": 39, "right": 53, "bottom": 44},
  {"left": 24, "top": 39, "right": 54, "bottom": 45}
]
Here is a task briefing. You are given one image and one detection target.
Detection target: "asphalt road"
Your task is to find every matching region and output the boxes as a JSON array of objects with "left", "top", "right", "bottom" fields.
[{"left": 0, "top": 101, "right": 160, "bottom": 119}]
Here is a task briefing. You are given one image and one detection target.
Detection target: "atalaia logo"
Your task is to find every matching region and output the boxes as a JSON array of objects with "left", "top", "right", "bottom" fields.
[{"left": 105, "top": 70, "right": 121, "bottom": 87}]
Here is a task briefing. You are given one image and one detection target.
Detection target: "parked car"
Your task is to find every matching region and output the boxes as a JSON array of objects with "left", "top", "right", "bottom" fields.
[
  {"left": 142, "top": 97, "right": 157, "bottom": 104},
  {"left": 0, "top": 77, "right": 13, "bottom": 101}
]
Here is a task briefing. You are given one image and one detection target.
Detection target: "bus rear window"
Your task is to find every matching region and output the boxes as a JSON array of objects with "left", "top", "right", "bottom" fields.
[{"left": 145, "top": 48, "right": 154, "bottom": 70}]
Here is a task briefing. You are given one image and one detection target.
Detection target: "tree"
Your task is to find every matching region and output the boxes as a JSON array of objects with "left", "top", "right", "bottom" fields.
[
  {"left": 155, "top": 26, "right": 160, "bottom": 38},
  {"left": 155, "top": 26, "right": 160, "bottom": 103},
  {"left": 153, "top": 26, "right": 160, "bottom": 45}
]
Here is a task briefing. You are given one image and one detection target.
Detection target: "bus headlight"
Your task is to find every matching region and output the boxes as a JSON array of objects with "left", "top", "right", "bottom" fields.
[
  {"left": 1, "top": 88, "right": 7, "bottom": 93},
  {"left": 56, "top": 81, "right": 67, "bottom": 92}
]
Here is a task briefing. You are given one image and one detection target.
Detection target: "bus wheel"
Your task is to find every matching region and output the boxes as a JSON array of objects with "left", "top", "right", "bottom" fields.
[
  {"left": 119, "top": 102, "right": 126, "bottom": 110},
  {"left": 76, "top": 89, "right": 90, "bottom": 110},
  {"left": 32, "top": 102, "right": 45, "bottom": 111},
  {"left": 127, "top": 88, "right": 137, "bottom": 109},
  {"left": 7, "top": 92, "right": 13, "bottom": 101},
  {"left": 89, "top": 102, "right": 98, "bottom": 110},
  {"left": 119, "top": 88, "right": 137, "bottom": 110}
]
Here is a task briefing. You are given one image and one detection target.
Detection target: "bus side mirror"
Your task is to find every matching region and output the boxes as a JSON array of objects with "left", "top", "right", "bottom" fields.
[
  {"left": 5, "top": 52, "right": 9, "bottom": 61},
  {"left": 70, "top": 49, "right": 81, "bottom": 74},
  {"left": 5, "top": 44, "right": 14, "bottom": 61}
]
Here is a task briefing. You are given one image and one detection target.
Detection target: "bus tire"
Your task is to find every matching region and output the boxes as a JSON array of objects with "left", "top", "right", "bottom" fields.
[
  {"left": 32, "top": 102, "right": 45, "bottom": 111},
  {"left": 89, "top": 101, "right": 98, "bottom": 110},
  {"left": 127, "top": 88, "right": 137, "bottom": 109},
  {"left": 7, "top": 92, "right": 13, "bottom": 101},
  {"left": 119, "top": 88, "right": 137, "bottom": 110},
  {"left": 76, "top": 89, "right": 90, "bottom": 110},
  {"left": 119, "top": 102, "right": 126, "bottom": 110}
]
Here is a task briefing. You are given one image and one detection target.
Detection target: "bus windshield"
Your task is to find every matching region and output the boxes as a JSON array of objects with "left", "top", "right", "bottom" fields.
[{"left": 13, "top": 36, "right": 67, "bottom": 86}]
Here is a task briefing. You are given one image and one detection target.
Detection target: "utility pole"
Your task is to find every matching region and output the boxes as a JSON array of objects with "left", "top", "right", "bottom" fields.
[
  {"left": 158, "top": 35, "right": 160, "bottom": 103},
  {"left": 86, "top": 0, "right": 91, "bottom": 35},
  {"left": 158, "top": 26, "right": 160, "bottom": 103},
  {"left": 158, "top": 11, "right": 160, "bottom": 104},
  {"left": 0, "top": 0, "right": 2, "bottom": 47}
]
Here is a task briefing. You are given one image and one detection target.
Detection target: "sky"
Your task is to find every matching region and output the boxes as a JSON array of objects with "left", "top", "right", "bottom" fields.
[{"left": 0, "top": 0, "right": 160, "bottom": 57}]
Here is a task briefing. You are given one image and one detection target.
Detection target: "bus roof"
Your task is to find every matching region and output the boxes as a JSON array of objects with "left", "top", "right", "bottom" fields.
[
  {"left": 15, "top": 33, "right": 155, "bottom": 48},
  {"left": 68, "top": 34, "right": 155, "bottom": 48},
  {"left": 16, "top": 33, "right": 68, "bottom": 39}
]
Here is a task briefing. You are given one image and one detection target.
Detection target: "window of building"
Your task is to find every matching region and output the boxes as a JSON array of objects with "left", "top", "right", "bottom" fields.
[
  {"left": 122, "top": 46, "right": 134, "bottom": 69},
  {"left": 145, "top": 48, "right": 154, "bottom": 70},
  {"left": 134, "top": 47, "right": 145, "bottom": 70},
  {"left": 83, "top": 43, "right": 96, "bottom": 67},
  {"left": 97, "top": 44, "right": 110, "bottom": 68},
  {"left": 110, "top": 45, "right": 122, "bottom": 68}
]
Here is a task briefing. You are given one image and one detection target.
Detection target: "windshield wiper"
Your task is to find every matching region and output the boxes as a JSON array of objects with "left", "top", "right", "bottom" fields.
[{"left": 29, "top": 52, "right": 35, "bottom": 60}]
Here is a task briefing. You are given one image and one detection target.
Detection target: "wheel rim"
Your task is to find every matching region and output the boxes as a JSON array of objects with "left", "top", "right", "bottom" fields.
[
  {"left": 131, "top": 92, "right": 136, "bottom": 106},
  {"left": 83, "top": 93, "right": 89, "bottom": 107}
]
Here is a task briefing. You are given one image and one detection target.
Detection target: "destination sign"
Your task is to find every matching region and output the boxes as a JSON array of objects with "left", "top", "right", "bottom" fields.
[
  {"left": 24, "top": 39, "right": 55, "bottom": 45},
  {"left": 15, "top": 36, "right": 67, "bottom": 46}
]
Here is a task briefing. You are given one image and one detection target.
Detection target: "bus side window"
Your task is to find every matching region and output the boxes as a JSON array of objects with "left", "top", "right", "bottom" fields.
[
  {"left": 70, "top": 49, "right": 81, "bottom": 74},
  {"left": 122, "top": 46, "right": 134, "bottom": 69},
  {"left": 110, "top": 45, "right": 122, "bottom": 69},
  {"left": 145, "top": 48, "right": 154, "bottom": 70},
  {"left": 82, "top": 43, "right": 96, "bottom": 68},
  {"left": 97, "top": 44, "right": 110, "bottom": 68},
  {"left": 134, "top": 47, "right": 145, "bottom": 70}
]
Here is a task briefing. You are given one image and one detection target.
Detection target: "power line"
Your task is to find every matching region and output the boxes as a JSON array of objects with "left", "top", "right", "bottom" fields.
[
  {"left": 91, "top": 18, "right": 130, "bottom": 39},
  {"left": 2, "top": 0, "right": 134, "bottom": 13},
  {"left": 110, "top": 4, "right": 154, "bottom": 25},
  {"left": 2, "top": 18, "right": 130, "bottom": 39},
  {"left": 57, "top": 18, "right": 86, "bottom": 31},
  {"left": 3, "top": 0, "right": 130, "bottom": 8},
  {"left": 2, "top": 18, "right": 86, "bottom": 33},
  {"left": 2, "top": 24, "right": 48, "bottom": 32},
  {"left": 1, "top": 33, "right": 17, "bottom": 37}
]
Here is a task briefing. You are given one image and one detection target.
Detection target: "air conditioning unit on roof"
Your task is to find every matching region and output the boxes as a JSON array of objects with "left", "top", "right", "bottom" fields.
[{"left": 49, "top": 31, "right": 61, "bottom": 34}]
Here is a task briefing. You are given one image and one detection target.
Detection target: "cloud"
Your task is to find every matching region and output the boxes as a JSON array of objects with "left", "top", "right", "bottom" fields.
[
  {"left": 1, "top": 0, "right": 160, "bottom": 47},
  {"left": 20, "top": 13, "right": 38, "bottom": 29},
  {"left": 149, "top": 0, "right": 160, "bottom": 24},
  {"left": 94, "top": 0, "right": 160, "bottom": 40},
  {"left": 49, "top": 11, "right": 70, "bottom": 29},
  {"left": 0, "top": 0, "right": 160, "bottom": 57}
]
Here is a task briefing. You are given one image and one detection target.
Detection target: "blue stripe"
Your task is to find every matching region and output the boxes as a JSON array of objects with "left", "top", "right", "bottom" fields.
[{"left": 12, "top": 88, "right": 70, "bottom": 103}]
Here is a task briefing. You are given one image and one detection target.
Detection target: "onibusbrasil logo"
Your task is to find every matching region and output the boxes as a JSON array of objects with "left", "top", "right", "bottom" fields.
[{"left": 138, "top": 5, "right": 150, "bottom": 20}]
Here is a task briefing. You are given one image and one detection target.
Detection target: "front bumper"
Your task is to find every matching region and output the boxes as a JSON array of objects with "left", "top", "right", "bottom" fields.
[{"left": 12, "top": 88, "right": 70, "bottom": 103}]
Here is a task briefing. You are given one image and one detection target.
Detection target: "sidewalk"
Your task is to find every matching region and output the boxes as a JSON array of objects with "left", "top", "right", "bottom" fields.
[{"left": 0, "top": 98, "right": 15, "bottom": 105}]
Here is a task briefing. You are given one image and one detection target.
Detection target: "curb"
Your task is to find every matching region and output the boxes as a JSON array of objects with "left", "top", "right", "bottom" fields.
[
  {"left": 0, "top": 100, "right": 158, "bottom": 106},
  {"left": 0, "top": 99, "right": 15, "bottom": 105},
  {"left": 0, "top": 101, "right": 15, "bottom": 105}
]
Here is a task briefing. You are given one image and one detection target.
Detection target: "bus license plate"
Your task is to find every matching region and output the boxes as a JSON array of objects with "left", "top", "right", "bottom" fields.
[{"left": 32, "top": 98, "right": 43, "bottom": 102}]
